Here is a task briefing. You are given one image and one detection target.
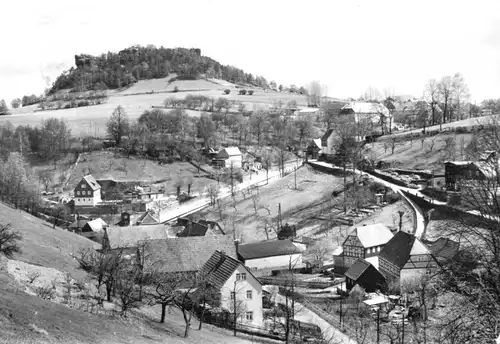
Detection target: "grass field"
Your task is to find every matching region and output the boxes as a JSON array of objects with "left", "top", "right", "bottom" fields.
[
  {"left": 196, "top": 166, "right": 344, "bottom": 243},
  {"left": 364, "top": 132, "right": 476, "bottom": 171},
  {"left": 0, "top": 78, "right": 309, "bottom": 138},
  {"left": 68, "top": 151, "right": 214, "bottom": 195}
]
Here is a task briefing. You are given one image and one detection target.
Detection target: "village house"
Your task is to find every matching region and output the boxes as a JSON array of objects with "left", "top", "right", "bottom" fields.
[
  {"left": 344, "top": 258, "right": 386, "bottom": 292},
  {"left": 340, "top": 101, "right": 392, "bottom": 139},
  {"left": 335, "top": 224, "right": 394, "bottom": 274},
  {"left": 176, "top": 218, "right": 225, "bottom": 237},
  {"left": 140, "top": 235, "right": 237, "bottom": 275},
  {"left": 445, "top": 151, "right": 498, "bottom": 191},
  {"left": 213, "top": 147, "right": 243, "bottom": 168},
  {"left": 237, "top": 240, "right": 304, "bottom": 275},
  {"left": 320, "top": 129, "right": 335, "bottom": 157},
  {"left": 378, "top": 231, "right": 440, "bottom": 287},
  {"left": 306, "top": 138, "right": 322, "bottom": 160},
  {"left": 135, "top": 211, "right": 160, "bottom": 225},
  {"left": 102, "top": 224, "right": 170, "bottom": 252},
  {"left": 80, "top": 218, "right": 107, "bottom": 238},
  {"left": 73, "top": 175, "right": 102, "bottom": 207},
  {"left": 199, "top": 250, "right": 263, "bottom": 326}
]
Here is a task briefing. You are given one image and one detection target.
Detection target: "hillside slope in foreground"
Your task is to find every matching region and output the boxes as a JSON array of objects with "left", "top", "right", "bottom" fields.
[{"left": 0, "top": 203, "right": 275, "bottom": 344}]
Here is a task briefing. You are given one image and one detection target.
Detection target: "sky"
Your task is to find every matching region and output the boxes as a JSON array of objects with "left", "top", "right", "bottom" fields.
[{"left": 1, "top": 0, "right": 499, "bottom": 104}]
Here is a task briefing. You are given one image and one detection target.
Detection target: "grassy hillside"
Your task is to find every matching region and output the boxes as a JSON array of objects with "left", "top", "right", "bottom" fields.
[
  {"left": 0, "top": 83, "right": 307, "bottom": 138},
  {"left": 0, "top": 202, "right": 98, "bottom": 279},
  {"left": 68, "top": 151, "right": 213, "bottom": 195},
  {"left": 364, "top": 132, "right": 476, "bottom": 171}
]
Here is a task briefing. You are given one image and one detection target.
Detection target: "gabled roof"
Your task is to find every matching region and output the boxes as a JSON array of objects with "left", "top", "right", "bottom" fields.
[
  {"left": 348, "top": 224, "right": 393, "bottom": 248},
  {"left": 105, "top": 225, "right": 169, "bottom": 249},
  {"left": 345, "top": 258, "right": 371, "bottom": 281},
  {"left": 221, "top": 147, "right": 242, "bottom": 156},
  {"left": 379, "top": 231, "right": 433, "bottom": 269},
  {"left": 342, "top": 102, "right": 391, "bottom": 117},
  {"left": 199, "top": 250, "right": 261, "bottom": 289},
  {"left": 238, "top": 240, "right": 301, "bottom": 260},
  {"left": 85, "top": 218, "right": 107, "bottom": 232},
  {"left": 136, "top": 212, "right": 160, "bottom": 225},
  {"left": 177, "top": 222, "right": 211, "bottom": 237},
  {"left": 142, "top": 235, "right": 237, "bottom": 274},
  {"left": 82, "top": 175, "right": 101, "bottom": 190},
  {"left": 312, "top": 139, "right": 322, "bottom": 150},
  {"left": 321, "top": 129, "right": 334, "bottom": 142},
  {"left": 423, "top": 237, "right": 460, "bottom": 261}
]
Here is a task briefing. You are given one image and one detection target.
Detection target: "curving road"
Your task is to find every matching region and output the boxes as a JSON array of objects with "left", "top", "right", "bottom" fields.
[{"left": 308, "top": 160, "right": 440, "bottom": 239}]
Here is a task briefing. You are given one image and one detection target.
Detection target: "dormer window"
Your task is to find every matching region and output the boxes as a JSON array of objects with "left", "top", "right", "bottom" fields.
[{"left": 81, "top": 184, "right": 86, "bottom": 189}]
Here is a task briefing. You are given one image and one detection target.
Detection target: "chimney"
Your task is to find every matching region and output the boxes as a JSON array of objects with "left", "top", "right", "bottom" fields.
[{"left": 234, "top": 239, "right": 240, "bottom": 253}]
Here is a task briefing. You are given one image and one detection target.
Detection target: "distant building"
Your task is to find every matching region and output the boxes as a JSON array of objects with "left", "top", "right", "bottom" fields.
[
  {"left": 237, "top": 240, "right": 304, "bottom": 273},
  {"left": 306, "top": 138, "right": 322, "bottom": 160},
  {"left": 320, "top": 129, "right": 335, "bottom": 156},
  {"left": 338, "top": 224, "right": 394, "bottom": 273},
  {"left": 340, "top": 102, "right": 392, "bottom": 138},
  {"left": 176, "top": 218, "right": 225, "bottom": 237},
  {"left": 378, "top": 231, "right": 439, "bottom": 287},
  {"left": 213, "top": 147, "right": 243, "bottom": 168},
  {"left": 135, "top": 211, "right": 160, "bottom": 225},
  {"left": 199, "top": 250, "right": 263, "bottom": 326},
  {"left": 73, "top": 175, "right": 102, "bottom": 207}
]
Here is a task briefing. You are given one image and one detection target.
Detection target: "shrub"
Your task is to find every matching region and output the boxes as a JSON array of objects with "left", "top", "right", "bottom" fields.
[
  {"left": 77, "top": 100, "right": 90, "bottom": 107},
  {"left": 239, "top": 89, "right": 247, "bottom": 95},
  {"left": 224, "top": 89, "right": 231, "bottom": 95},
  {"left": 0, "top": 223, "right": 22, "bottom": 259},
  {"left": 173, "top": 86, "right": 179, "bottom": 93},
  {"left": 247, "top": 90, "right": 254, "bottom": 95},
  {"left": 64, "top": 104, "right": 72, "bottom": 109},
  {"left": 35, "top": 285, "right": 56, "bottom": 300}
]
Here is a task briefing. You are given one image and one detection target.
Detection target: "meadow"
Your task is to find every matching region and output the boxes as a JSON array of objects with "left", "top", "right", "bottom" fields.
[{"left": 0, "top": 78, "right": 309, "bottom": 138}]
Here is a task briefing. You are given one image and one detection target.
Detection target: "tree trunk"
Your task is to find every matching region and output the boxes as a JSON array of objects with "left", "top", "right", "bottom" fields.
[
  {"left": 198, "top": 299, "right": 206, "bottom": 330},
  {"left": 160, "top": 303, "right": 167, "bottom": 323},
  {"left": 183, "top": 309, "right": 191, "bottom": 337},
  {"left": 106, "top": 282, "right": 112, "bottom": 302}
]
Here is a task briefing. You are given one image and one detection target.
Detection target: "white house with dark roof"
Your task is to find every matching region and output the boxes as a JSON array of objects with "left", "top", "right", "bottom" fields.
[
  {"left": 199, "top": 250, "right": 263, "bottom": 326},
  {"left": 213, "top": 147, "right": 242, "bottom": 168},
  {"left": 73, "top": 175, "right": 102, "bottom": 207},
  {"left": 237, "top": 240, "right": 304, "bottom": 273}
]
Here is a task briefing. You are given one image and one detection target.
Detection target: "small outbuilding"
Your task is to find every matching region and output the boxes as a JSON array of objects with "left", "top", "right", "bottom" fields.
[{"left": 345, "top": 258, "right": 386, "bottom": 292}]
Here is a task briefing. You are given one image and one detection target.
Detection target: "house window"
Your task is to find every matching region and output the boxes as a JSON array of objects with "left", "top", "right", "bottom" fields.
[
  {"left": 76, "top": 191, "right": 80, "bottom": 195},
  {"left": 230, "top": 292, "right": 235, "bottom": 300},
  {"left": 236, "top": 273, "right": 246, "bottom": 281},
  {"left": 81, "top": 184, "right": 86, "bottom": 188},
  {"left": 246, "top": 290, "right": 252, "bottom": 299},
  {"left": 245, "top": 312, "right": 253, "bottom": 321}
]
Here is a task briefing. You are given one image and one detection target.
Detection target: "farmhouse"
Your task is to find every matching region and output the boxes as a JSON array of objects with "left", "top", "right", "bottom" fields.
[
  {"left": 176, "top": 218, "right": 225, "bottom": 237},
  {"left": 337, "top": 224, "right": 394, "bottom": 273},
  {"left": 81, "top": 218, "right": 107, "bottom": 234},
  {"left": 306, "top": 138, "right": 322, "bottom": 160},
  {"left": 340, "top": 101, "right": 392, "bottom": 138},
  {"left": 345, "top": 258, "right": 386, "bottom": 292},
  {"left": 320, "top": 129, "right": 335, "bottom": 156},
  {"left": 199, "top": 250, "right": 263, "bottom": 326},
  {"left": 378, "top": 231, "right": 439, "bottom": 287},
  {"left": 445, "top": 152, "right": 498, "bottom": 191},
  {"left": 141, "top": 235, "right": 237, "bottom": 274},
  {"left": 237, "top": 240, "right": 304, "bottom": 274},
  {"left": 213, "top": 147, "right": 242, "bottom": 168},
  {"left": 73, "top": 175, "right": 102, "bottom": 207}
]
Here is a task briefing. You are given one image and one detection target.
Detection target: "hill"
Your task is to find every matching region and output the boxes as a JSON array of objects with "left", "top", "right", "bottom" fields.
[
  {"left": 0, "top": 202, "right": 98, "bottom": 279},
  {"left": 50, "top": 46, "right": 273, "bottom": 94}
]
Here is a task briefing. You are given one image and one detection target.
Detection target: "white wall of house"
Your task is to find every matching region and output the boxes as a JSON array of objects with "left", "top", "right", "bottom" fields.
[
  {"left": 400, "top": 267, "right": 430, "bottom": 282},
  {"left": 227, "top": 155, "right": 242, "bottom": 168},
  {"left": 220, "top": 265, "right": 263, "bottom": 326},
  {"left": 74, "top": 189, "right": 101, "bottom": 206},
  {"left": 244, "top": 253, "right": 302, "bottom": 271},
  {"left": 322, "top": 134, "right": 336, "bottom": 155}
]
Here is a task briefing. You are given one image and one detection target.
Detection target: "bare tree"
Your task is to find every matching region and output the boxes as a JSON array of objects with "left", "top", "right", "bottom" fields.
[
  {"left": 38, "top": 170, "right": 54, "bottom": 192},
  {"left": 424, "top": 79, "right": 441, "bottom": 126},
  {"left": 438, "top": 76, "right": 454, "bottom": 128},
  {"left": 427, "top": 137, "right": 436, "bottom": 153},
  {"left": 443, "top": 136, "right": 456, "bottom": 161},
  {"left": 205, "top": 184, "right": 220, "bottom": 207},
  {"left": 0, "top": 223, "right": 22, "bottom": 258},
  {"left": 261, "top": 150, "right": 274, "bottom": 184},
  {"left": 390, "top": 137, "right": 398, "bottom": 155}
]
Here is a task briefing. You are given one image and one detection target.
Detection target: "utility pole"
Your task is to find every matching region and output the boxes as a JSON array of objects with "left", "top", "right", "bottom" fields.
[
  {"left": 401, "top": 315, "right": 405, "bottom": 344},
  {"left": 339, "top": 298, "right": 343, "bottom": 331},
  {"left": 376, "top": 306, "right": 380, "bottom": 344}
]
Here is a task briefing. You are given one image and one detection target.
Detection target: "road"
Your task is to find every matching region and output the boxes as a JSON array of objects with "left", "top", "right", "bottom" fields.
[
  {"left": 307, "top": 160, "right": 439, "bottom": 239},
  {"left": 157, "top": 161, "right": 302, "bottom": 223}
]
